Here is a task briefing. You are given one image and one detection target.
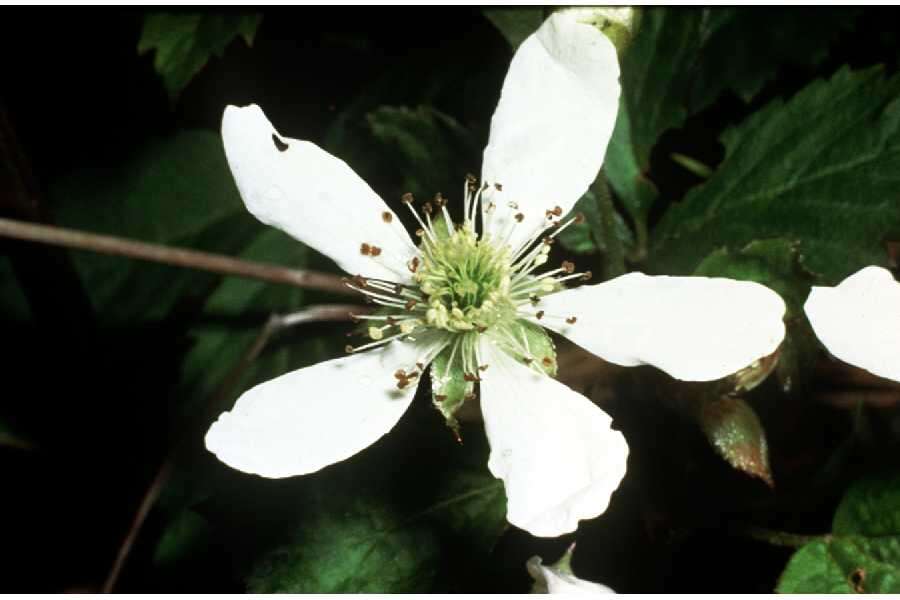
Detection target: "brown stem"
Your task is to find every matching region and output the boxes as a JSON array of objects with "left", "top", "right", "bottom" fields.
[
  {"left": 0, "top": 216, "right": 352, "bottom": 296},
  {"left": 100, "top": 304, "right": 368, "bottom": 593}
]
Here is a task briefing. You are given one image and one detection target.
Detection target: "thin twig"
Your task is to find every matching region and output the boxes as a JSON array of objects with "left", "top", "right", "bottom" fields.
[
  {"left": 731, "top": 523, "right": 826, "bottom": 548},
  {"left": 101, "top": 304, "right": 368, "bottom": 593},
  {"left": 0, "top": 216, "right": 351, "bottom": 295}
]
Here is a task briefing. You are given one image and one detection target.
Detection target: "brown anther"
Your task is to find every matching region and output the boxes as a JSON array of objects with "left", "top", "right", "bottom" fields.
[
  {"left": 401, "top": 192, "right": 414, "bottom": 204},
  {"left": 382, "top": 211, "right": 393, "bottom": 223},
  {"left": 514, "top": 213, "right": 524, "bottom": 223},
  {"left": 386, "top": 316, "right": 398, "bottom": 326},
  {"left": 415, "top": 228, "right": 425, "bottom": 237},
  {"left": 552, "top": 205, "right": 563, "bottom": 216},
  {"left": 542, "top": 356, "right": 554, "bottom": 366},
  {"left": 478, "top": 364, "right": 489, "bottom": 372},
  {"left": 466, "top": 173, "right": 478, "bottom": 185},
  {"left": 394, "top": 369, "right": 407, "bottom": 380},
  {"left": 416, "top": 362, "right": 425, "bottom": 370},
  {"left": 405, "top": 299, "right": 417, "bottom": 311},
  {"left": 345, "top": 345, "right": 354, "bottom": 353},
  {"left": 422, "top": 201, "right": 434, "bottom": 215},
  {"left": 562, "top": 260, "right": 575, "bottom": 274},
  {"left": 494, "top": 182, "right": 503, "bottom": 191},
  {"left": 542, "top": 236, "right": 555, "bottom": 246},
  {"left": 407, "top": 371, "right": 420, "bottom": 380},
  {"left": 530, "top": 295, "right": 541, "bottom": 306},
  {"left": 574, "top": 212, "right": 585, "bottom": 224},
  {"left": 408, "top": 256, "right": 420, "bottom": 273},
  {"left": 475, "top": 325, "right": 487, "bottom": 333},
  {"left": 435, "top": 394, "right": 448, "bottom": 402},
  {"left": 566, "top": 316, "right": 578, "bottom": 324},
  {"left": 350, "top": 275, "right": 368, "bottom": 287},
  {"left": 536, "top": 310, "right": 545, "bottom": 320},
  {"left": 581, "top": 271, "right": 593, "bottom": 281},
  {"left": 550, "top": 220, "right": 561, "bottom": 228},
  {"left": 463, "top": 373, "right": 481, "bottom": 382},
  {"left": 370, "top": 245, "right": 382, "bottom": 257},
  {"left": 349, "top": 313, "right": 361, "bottom": 323},
  {"left": 434, "top": 192, "right": 447, "bottom": 207},
  {"left": 360, "top": 242, "right": 371, "bottom": 256},
  {"left": 397, "top": 379, "right": 410, "bottom": 390},
  {"left": 464, "top": 392, "right": 477, "bottom": 401}
]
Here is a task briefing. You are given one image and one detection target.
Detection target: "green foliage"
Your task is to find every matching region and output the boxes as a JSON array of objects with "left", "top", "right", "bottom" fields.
[
  {"left": 778, "top": 474, "right": 900, "bottom": 593},
  {"left": 138, "top": 13, "right": 262, "bottom": 100},
  {"left": 246, "top": 471, "right": 505, "bottom": 593},
  {"left": 153, "top": 509, "right": 212, "bottom": 568},
  {"left": 652, "top": 67, "right": 900, "bottom": 283},
  {"left": 483, "top": 8, "right": 544, "bottom": 49}
]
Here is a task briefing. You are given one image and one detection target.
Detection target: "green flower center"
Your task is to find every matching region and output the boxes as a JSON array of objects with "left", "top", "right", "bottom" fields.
[{"left": 416, "top": 223, "right": 516, "bottom": 332}]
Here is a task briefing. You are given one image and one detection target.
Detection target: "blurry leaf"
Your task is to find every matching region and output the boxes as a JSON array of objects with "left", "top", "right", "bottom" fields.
[
  {"left": 246, "top": 470, "right": 505, "bottom": 593},
  {"left": 693, "top": 239, "right": 819, "bottom": 393},
  {"left": 49, "top": 130, "right": 256, "bottom": 323},
  {"left": 138, "top": 13, "right": 262, "bottom": 100},
  {"left": 689, "top": 9, "right": 860, "bottom": 109},
  {"left": 699, "top": 396, "right": 772, "bottom": 486},
  {"left": 365, "top": 105, "right": 480, "bottom": 203},
  {"left": 483, "top": 8, "right": 544, "bottom": 49},
  {"left": 557, "top": 183, "right": 634, "bottom": 261},
  {"left": 777, "top": 473, "right": 900, "bottom": 592},
  {"left": 153, "top": 508, "right": 212, "bottom": 568},
  {"left": 651, "top": 67, "right": 900, "bottom": 284}
]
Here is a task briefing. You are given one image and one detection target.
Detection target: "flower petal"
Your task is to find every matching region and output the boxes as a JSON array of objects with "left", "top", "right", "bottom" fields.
[
  {"left": 804, "top": 266, "right": 900, "bottom": 382},
  {"left": 479, "top": 338, "right": 628, "bottom": 537},
  {"left": 481, "top": 10, "right": 621, "bottom": 253},
  {"left": 527, "top": 555, "right": 615, "bottom": 594},
  {"left": 205, "top": 336, "right": 444, "bottom": 478},
  {"left": 533, "top": 272, "right": 786, "bottom": 382},
  {"left": 222, "top": 104, "right": 417, "bottom": 282}
]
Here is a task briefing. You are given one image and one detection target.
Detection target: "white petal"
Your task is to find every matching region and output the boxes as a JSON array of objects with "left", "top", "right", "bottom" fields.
[
  {"left": 222, "top": 104, "right": 417, "bottom": 282},
  {"left": 804, "top": 266, "right": 900, "bottom": 382},
  {"left": 527, "top": 556, "right": 615, "bottom": 594},
  {"left": 479, "top": 339, "right": 628, "bottom": 537},
  {"left": 481, "top": 10, "right": 621, "bottom": 253},
  {"left": 534, "top": 273, "right": 786, "bottom": 382},
  {"left": 205, "top": 336, "right": 444, "bottom": 478}
]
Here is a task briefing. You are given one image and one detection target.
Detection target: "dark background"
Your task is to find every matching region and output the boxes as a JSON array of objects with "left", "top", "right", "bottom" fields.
[{"left": 1, "top": 7, "right": 899, "bottom": 593}]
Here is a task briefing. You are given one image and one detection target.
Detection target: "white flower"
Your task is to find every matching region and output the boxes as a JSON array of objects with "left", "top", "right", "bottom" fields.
[
  {"left": 205, "top": 10, "right": 787, "bottom": 537},
  {"left": 527, "top": 544, "right": 614, "bottom": 594},
  {"left": 804, "top": 266, "right": 900, "bottom": 382}
]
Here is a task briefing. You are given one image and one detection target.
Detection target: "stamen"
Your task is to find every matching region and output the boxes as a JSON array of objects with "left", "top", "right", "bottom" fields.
[{"left": 382, "top": 211, "right": 393, "bottom": 223}]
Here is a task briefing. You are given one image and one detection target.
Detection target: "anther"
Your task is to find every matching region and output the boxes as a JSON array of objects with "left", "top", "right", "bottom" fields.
[
  {"left": 360, "top": 242, "right": 371, "bottom": 255},
  {"left": 494, "top": 182, "right": 503, "bottom": 191},
  {"left": 566, "top": 316, "right": 578, "bottom": 324},
  {"left": 408, "top": 256, "right": 420, "bottom": 273},
  {"left": 581, "top": 271, "right": 593, "bottom": 281},
  {"left": 464, "top": 392, "right": 477, "bottom": 401},
  {"left": 542, "top": 357, "right": 554, "bottom": 367},
  {"left": 463, "top": 373, "right": 481, "bottom": 382},
  {"left": 370, "top": 246, "right": 382, "bottom": 257},
  {"left": 416, "top": 362, "right": 425, "bottom": 370},
  {"left": 401, "top": 192, "right": 414, "bottom": 204},
  {"left": 551, "top": 206, "right": 563, "bottom": 217},
  {"left": 574, "top": 212, "right": 585, "bottom": 224},
  {"left": 562, "top": 261, "right": 575, "bottom": 274},
  {"left": 478, "top": 364, "right": 489, "bottom": 371},
  {"left": 351, "top": 275, "right": 368, "bottom": 287},
  {"left": 530, "top": 295, "right": 541, "bottom": 305},
  {"left": 349, "top": 313, "right": 361, "bottom": 323},
  {"left": 434, "top": 192, "right": 447, "bottom": 207},
  {"left": 386, "top": 316, "right": 398, "bottom": 326},
  {"left": 345, "top": 344, "right": 354, "bottom": 353},
  {"left": 475, "top": 325, "right": 487, "bottom": 333},
  {"left": 382, "top": 211, "right": 393, "bottom": 223},
  {"left": 514, "top": 213, "right": 524, "bottom": 223},
  {"left": 394, "top": 369, "right": 407, "bottom": 380},
  {"left": 405, "top": 299, "right": 417, "bottom": 311},
  {"left": 536, "top": 310, "right": 545, "bottom": 320},
  {"left": 416, "top": 228, "right": 425, "bottom": 237},
  {"left": 435, "top": 394, "right": 448, "bottom": 402},
  {"left": 422, "top": 201, "right": 433, "bottom": 215}
]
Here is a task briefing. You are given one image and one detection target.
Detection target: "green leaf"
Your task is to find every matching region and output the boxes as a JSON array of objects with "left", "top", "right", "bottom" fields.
[
  {"left": 153, "top": 509, "right": 212, "bottom": 568},
  {"left": 777, "top": 474, "right": 900, "bottom": 592},
  {"left": 494, "top": 320, "right": 557, "bottom": 377},
  {"left": 699, "top": 396, "right": 772, "bottom": 486},
  {"left": 246, "top": 471, "right": 505, "bottom": 593},
  {"left": 364, "top": 105, "right": 479, "bottom": 203},
  {"left": 557, "top": 184, "right": 635, "bottom": 259},
  {"left": 138, "top": 13, "right": 262, "bottom": 100},
  {"left": 49, "top": 130, "right": 255, "bottom": 323},
  {"left": 651, "top": 67, "right": 900, "bottom": 283},
  {"left": 483, "top": 8, "right": 544, "bottom": 49}
]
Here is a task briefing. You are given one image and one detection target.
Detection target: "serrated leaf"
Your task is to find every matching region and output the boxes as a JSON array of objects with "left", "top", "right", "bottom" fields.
[
  {"left": 700, "top": 396, "right": 772, "bottom": 486},
  {"left": 777, "top": 473, "right": 900, "bottom": 592},
  {"left": 246, "top": 470, "right": 505, "bottom": 593},
  {"left": 138, "top": 13, "right": 262, "bottom": 100},
  {"left": 651, "top": 67, "right": 900, "bottom": 283},
  {"left": 483, "top": 8, "right": 544, "bottom": 49}
]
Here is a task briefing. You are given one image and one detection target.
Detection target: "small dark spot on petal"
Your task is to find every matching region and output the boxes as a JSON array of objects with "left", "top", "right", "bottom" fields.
[{"left": 271, "top": 134, "right": 289, "bottom": 152}]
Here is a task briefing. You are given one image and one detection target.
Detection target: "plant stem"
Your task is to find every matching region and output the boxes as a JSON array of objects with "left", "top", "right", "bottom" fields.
[
  {"left": 0, "top": 216, "right": 351, "bottom": 296},
  {"left": 733, "top": 524, "right": 826, "bottom": 548},
  {"left": 100, "top": 304, "right": 368, "bottom": 593}
]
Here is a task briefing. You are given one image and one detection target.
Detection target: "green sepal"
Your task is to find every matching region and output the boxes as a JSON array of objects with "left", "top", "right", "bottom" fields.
[
  {"left": 429, "top": 341, "right": 475, "bottom": 435},
  {"left": 494, "top": 320, "right": 557, "bottom": 377}
]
